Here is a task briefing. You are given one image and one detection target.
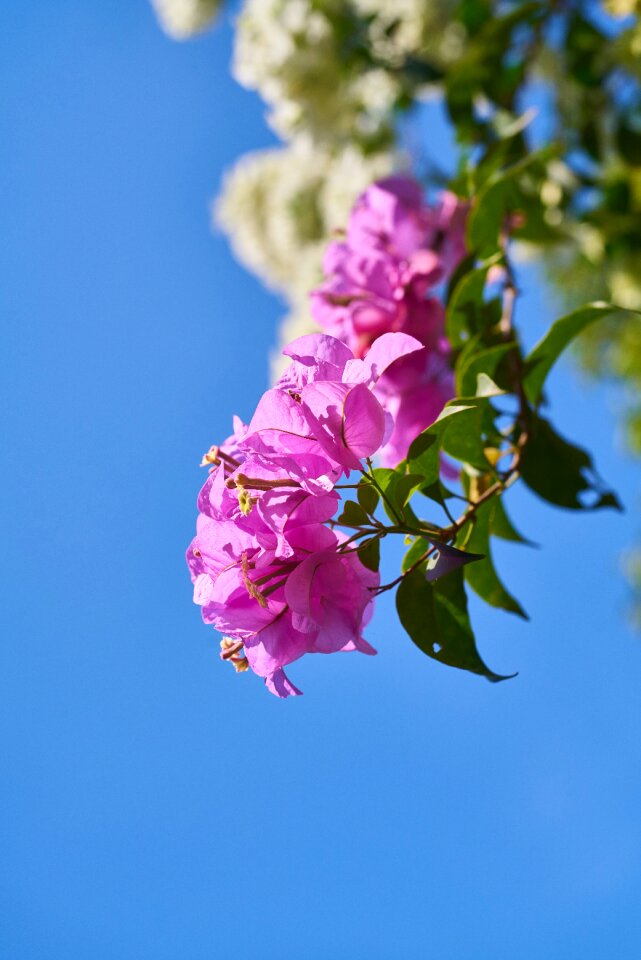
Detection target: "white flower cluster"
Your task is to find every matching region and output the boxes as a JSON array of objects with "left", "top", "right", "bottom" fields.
[
  {"left": 216, "top": 137, "right": 395, "bottom": 299},
  {"left": 150, "top": 0, "right": 221, "bottom": 39},
  {"left": 233, "top": 0, "right": 462, "bottom": 143},
  {"left": 216, "top": 138, "right": 397, "bottom": 375}
]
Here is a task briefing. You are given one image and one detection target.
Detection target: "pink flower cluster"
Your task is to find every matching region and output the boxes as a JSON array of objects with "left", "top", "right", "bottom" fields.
[
  {"left": 311, "top": 176, "right": 468, "bottom": 466},
  {"left": 187, "top": 331, "right": 422, "bottom": 698}
]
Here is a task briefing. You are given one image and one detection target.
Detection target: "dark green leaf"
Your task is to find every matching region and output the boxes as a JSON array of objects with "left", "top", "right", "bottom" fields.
[
  {"left": 357, "top": 480, "right": 379, "bottom": 516},
  {"left": 446, "top": 255, "right": 502, "bottom": 346},
  {"left": 446, "top": 251, "right": 477, "bottom": 305},
  {"left": 357, "top": 537, "right": 380, "bottom": 573},
  {"left": 520, "top": 415, "right": 621, "bottom": 511},
  {"left": 402, "top": 537, "right": 430, "bottom": 573},
  {"left": 459, "top": 500, "right": 529, "bottom": 618},
  {"left": 407, "top": 400, "right": 493, "bottom": 482},
  {"left": 490, "top": 496, "right": 531, "bottom": 544},
  {"left": 456, "top": 341, "right": 517, "bottom": 397},
  {"left": 617, "top": 114, "right": 641, "bottom": 166},
  {"left": 337, "top": 499, "right": 370, "bottom": 527},
  {"left": 396, "top": 568, "right": 515, "bottom": 682},
  {"left": 467, "top": 148, "right": 556, "bottom": 255},
  {"left": 419, "top": 480, "right": 458, "bottom": 515},
  {"left": 523, "top": 302, "right": 634, "bottom": 405}
]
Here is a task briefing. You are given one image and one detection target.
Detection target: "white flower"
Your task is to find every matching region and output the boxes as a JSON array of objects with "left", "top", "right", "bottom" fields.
[
  {"left": 233, "top": 0, "right": 464, "bottom": 142},
  {"left": 150, "top": 0, "right": 221, "bottom": 39},
  {"left": 215, "top": 137, "right": 395, "bottom": 298}
]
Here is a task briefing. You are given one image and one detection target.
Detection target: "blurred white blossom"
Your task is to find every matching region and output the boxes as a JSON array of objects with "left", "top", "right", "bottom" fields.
[
  {"left": 233, "top": 0, "right": 461, "bottom": 143},
  {"left": 215, "top": 137, "right": 395, "bottom": 299},
  {"left": 151, "top": 0, "right": 222, "bottom": 39}
]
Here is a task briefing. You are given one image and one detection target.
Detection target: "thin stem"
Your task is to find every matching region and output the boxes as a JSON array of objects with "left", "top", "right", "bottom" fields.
[
  {"left": 364, "top": 458, "right": 403, "bottom": 524},
  {"left": 373, "top": 545, "right": 438, "bottom": 595}
]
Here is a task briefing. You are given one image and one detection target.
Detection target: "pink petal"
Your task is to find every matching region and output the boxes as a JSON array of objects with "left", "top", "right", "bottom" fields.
[
  {"left": 265, "top": 668, "right": 303, "bottom": 698},
  {"left": 283, "top": 333, "right": 353, "bottom": 370},
  {"left": 343, "top": 332, "right": 423, "bottom": 386},
  {"left": 301, "top": 380, "right": 386, "bottom": 467}
]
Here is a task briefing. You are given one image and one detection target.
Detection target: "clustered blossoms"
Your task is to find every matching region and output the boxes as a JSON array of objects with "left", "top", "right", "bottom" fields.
[
  {"left": 187, "top": 331, "right": 422, "bottom": 697},
  {"left": 311, "top": 176, "right": 468, "bottom": 466},
  {"left": 233, "top": 0, "right": 465, "bottom": 145}
]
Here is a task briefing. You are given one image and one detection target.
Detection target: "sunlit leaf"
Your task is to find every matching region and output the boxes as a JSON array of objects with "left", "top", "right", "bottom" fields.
[{"left": 456, "top": 341, "right": 516, "bottom": 397}]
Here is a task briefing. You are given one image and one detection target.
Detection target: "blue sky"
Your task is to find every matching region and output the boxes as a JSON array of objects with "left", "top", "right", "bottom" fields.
[{"left": 2, "top": 3, "right": 641, "bottom": 958}]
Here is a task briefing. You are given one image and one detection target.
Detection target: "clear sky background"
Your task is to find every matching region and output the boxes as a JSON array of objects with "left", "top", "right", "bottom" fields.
[{"left": 2, "top": 3, "right": 641, "bottom": 958}]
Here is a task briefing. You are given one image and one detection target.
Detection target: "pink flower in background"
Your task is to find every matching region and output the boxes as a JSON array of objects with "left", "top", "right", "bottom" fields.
[{"left": 311, "top": 176, "right": 468, "bottom": 466}]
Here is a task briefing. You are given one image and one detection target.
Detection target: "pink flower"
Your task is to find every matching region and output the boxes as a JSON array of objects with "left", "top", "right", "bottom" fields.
[
  {"left": 310, "top": 176, "right": 467, "bottom": 465},
  {"left": 243, "top": 331, "right": 422, "bottom": 472},
  {"left": 187, "top": 330, "right": 421, "bottom": 697},
  {"left": 187, "top": 512, "right": 378, "bottom": 698}
]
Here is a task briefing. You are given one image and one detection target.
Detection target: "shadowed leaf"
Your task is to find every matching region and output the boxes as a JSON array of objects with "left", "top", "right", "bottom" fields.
[{"left": 396, "top": 568, "right": 516, "bottom": 682}]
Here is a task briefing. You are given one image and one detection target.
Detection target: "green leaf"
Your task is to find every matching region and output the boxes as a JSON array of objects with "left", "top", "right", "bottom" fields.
[
  {"left": 456, "top": 341, "right": 516, "bottom": 397},
  {"left": 490, "top": 496, "right": 531, "bottom": 544},
  {"left": 458, "top": 500, "right": 528, "bottom": 618},
  {"left": 370, "top": 468, "right": 400, "bottom": 523},
  {"left": 357, "top": 480, "right": 379, "bottom": 516},
  {"left": 446, "top": 255, "right": 502, "bottom": 346},
  {"left": 446, "top": 251, "right": 477, "bottom": 305},
  {"left": 439, "top": 401, "right": 493, "bottom": 471},
  {"left": 357, "top": 537, "right": 380, "bottom": 573},
  {"left": 402, "top": 536, "right": 431, "bottom": 573},
  {"left": 407, "top": 400, "right": 493, "bottom": 482},
  {"left": 520, "top": 415, "right": 621, "bottom": 511},
  {"left": 371, "top": 467, "right": 426, "bottom": 521},
  {"left": 523, "top": 302, "right": 637, "bottom": 405},
  {"left": 394, "top": 473, "right": 425, "bottom": 509},
  {"left": 419, "top": 479, "right": 458, "bottom": 513},
  {"left": 467, "top": 147, "right": 556, "bottom": 255},
  {"left": 396, "top": 568, "right": 515, "bottom": 682},
  {"left": 476, "top": 373, "right": 506, "bottom": 397},
  {"left": 337, "top": 499, "right": 370, "bottom": 527},
  {"left": 407, "top": 406, "right": 471, "bottom": 484}
]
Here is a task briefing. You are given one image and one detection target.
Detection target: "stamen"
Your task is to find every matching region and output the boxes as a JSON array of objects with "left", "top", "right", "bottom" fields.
[
  {"left": 220, "top": 637, "right": 244, "bottom": 659},
  {"left": 237, "top": 483, "right": 253, "bottom": 516},
  {"left": 241, "top": 553, "right": 268, "bottom": 608},
  {"left": 225, "top": 474, "right": 300, "bottom": 491},
  {"left": 200, "top": 445, "right": 241, "bottom": 469},
  {"left": 220, "top": 638, "right": 249, "bottom": 673}
]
